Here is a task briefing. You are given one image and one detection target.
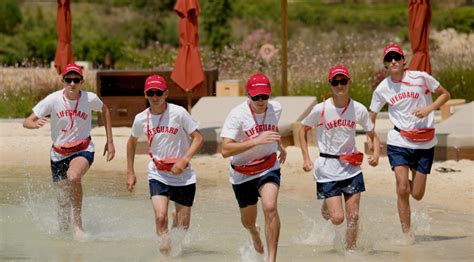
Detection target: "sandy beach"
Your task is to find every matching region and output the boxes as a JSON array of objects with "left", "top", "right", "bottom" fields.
[
  {"left": 1, "top": 119, "right": 472, "bottom": 212},
  {"left": 1, "top": 118, "right": 473, "bottom": 261}
]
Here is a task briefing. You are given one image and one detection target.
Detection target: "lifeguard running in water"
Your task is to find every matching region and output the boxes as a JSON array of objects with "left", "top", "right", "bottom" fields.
[
  {"left": 299, "top": 65, "right": 380, "bottom": 250},
  {"left": 221, "top": 73, "right": 287, "bottom": 262},
  {"left": 23, "top": 63, "right": 115, "bottom": 238},
  {"left": 369, "top": 44, "right": 450, "bottom": 243},
  {"left": 126, "top": 74, "right": 203, "bottom": 256}
]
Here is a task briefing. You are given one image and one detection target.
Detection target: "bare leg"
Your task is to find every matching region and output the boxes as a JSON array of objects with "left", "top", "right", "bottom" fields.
[
  {"left": 321, "top": 200, "right": 330, "bottom": 221},
  {"left": 323, "top": 196, "right": 344, "bottom": 226},
  {"left": 239, "top": 204, "right": 264, "bottom": 254},
  {"left": 259, "top": 182, "right": 280, "bottom": 262},
  {"left": 410, "top": 169, "right": 428, "bottom": 201},
  {"left": 55, "top": 180, "right": 71, "bottom": 232},
  {"left": 394, "top": 166, "right": 414, "bottom": 241},
  {"left": 171, "top": 208, "right": 178, "bottom": 228},
  {"left": 152, "top": 195, "right": 171, "bottom": 256},
  {"left": 173, "top": 203, "right": 191, "bottom": 230},
  {"left": 344, "top": 193, "right": 361, "bottom": 250},
  {"left": 66, "top": 157, "right": 90, "bottom": 238}
]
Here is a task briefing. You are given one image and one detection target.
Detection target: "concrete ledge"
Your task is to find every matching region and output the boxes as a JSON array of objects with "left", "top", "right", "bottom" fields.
[
  {"left": 192, "top": 96, "right": 318, "bottom": 154},
  {"left": 365, "top": 102, "right": 474, "bottom": 161}
]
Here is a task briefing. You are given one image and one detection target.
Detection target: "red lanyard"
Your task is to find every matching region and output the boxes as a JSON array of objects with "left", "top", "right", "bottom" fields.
[
  {"left": 146, "top": 103, "right": 167, "bottom": 158},
  {"left": 248, "top": 102, "right": 267, "bottom": 130},
  {"left": 61, "top": 90, "right": 81, "bottom": 133},
  {"left": 317, "top": 97, "right": 350, "bottom": 127},
  {"left": 393, "top": 71, "right": 430, "bottom": 94}
]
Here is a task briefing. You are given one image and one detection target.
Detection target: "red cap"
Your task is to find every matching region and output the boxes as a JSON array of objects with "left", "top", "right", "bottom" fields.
[
  {"left": 383, "top": 44, "right": 404, "bottom": 58},
  {"left": 246, "top": 73, "right": 271, "bottom": 97},
  {"left": 328, "top": 65, "right": 350, "bottom": 80},
  {"left": 144, "top": 75, "right": 167, "bottom": 92},
  {"left": 62, "top": 63, "right": 83, "bottom": 77}
]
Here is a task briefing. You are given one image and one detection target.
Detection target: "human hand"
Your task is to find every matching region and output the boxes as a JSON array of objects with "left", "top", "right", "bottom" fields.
[
  {"left": 278, "top": 147, "right": 287, "bottom": 164},
  {"left": 303, "top": 159, "right": 313, "bottom": 172},
  {"left": 254, "top": 131, "right": 281, "bottom": 146},
  {"left": 171, "top": 158, "right": 188, "bottom": 175},
  {"left": 103, "top": 141, "right": 115, "bottom": 161},
  {"left": 368, "top": 154, "right": 379, "bottom": 167},
  {"left": 35, "top": 117, "right": 48, "bottom": 128},
  {"left": 413, "top": 106, "right": 431, "bottom": 119},
  {"left": 126, "top": 172, "right": 137, "bottom": 192}
]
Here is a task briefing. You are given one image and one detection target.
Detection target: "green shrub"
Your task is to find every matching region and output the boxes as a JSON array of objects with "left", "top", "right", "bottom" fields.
[
  {"left": 435, "top": 66, "right": 474, "bottom": 102},
  {"left": 0, "top": 0, "right": 22, "bottom": 35}
]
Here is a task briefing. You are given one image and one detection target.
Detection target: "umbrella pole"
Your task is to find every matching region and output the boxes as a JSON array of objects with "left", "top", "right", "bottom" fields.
[{"left": 187, "top": 92, "right": 192, "bottom": 112}]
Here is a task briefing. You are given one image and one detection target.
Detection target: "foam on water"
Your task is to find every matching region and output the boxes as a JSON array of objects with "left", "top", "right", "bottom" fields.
[{"left": 1, "top": 168, "right": 472, "bottom": 261}]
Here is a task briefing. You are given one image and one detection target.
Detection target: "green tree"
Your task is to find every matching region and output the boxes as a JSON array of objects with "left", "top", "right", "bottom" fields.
[
  {"left": 0, "top": 0, "right": 22, "bottom": 35},
  {"left": 201, "top": 0, "right": 232, "bottom": 51}
]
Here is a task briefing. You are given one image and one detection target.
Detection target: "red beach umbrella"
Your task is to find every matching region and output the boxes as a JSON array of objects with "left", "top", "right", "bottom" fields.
[
  {"left": 171, "top": 0, "right": 205, "bottom": 103},
  {"left": 53, "top": 0, "right": 74, "bottom": 75},
  {"left": 407, "top": 0, "right": 432, "bottom": 74}
]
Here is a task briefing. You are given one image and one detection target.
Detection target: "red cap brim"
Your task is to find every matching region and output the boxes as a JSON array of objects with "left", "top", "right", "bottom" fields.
[{"left": 248, "top": 86, "right": 271, "bottom": 97}]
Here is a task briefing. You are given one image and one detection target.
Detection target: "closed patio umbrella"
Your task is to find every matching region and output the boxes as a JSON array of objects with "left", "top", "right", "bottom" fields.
[
  {"left": 54, "top": 0, "right": 74, "bottom": 75},
  {"left": 407, "top": 0, "right": 432, "bottom": 74},
  {"left": 171, "top": 0, "right": 205, "bottom": 111}
]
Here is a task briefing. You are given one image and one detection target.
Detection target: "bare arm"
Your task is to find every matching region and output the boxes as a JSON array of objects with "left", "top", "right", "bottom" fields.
[
  {"left": 368, "top": 111, "right": 378, "bottom": 152},
  {"left": 171, "top": 129, "right": 204, "bottom": 175},
  {"left": 366, "top": 129, "right": 380, "bottom": 167},
  {"left": 126, "top": 135, "right": 138, "bottom": 192},
  {"left": 23, "top": 113, "right": 47, "bottom": 129},
  {"left": 100, "top": 104, "right": 115, "bottom": 161},
  {"left": 221, "top": 131, "right": 281, "bottom": 158},
  {"left": 414, "top": 85, "right": 451, "bottom": 118},
  {"left": 277, "top": 139, "right": 287, "bottom": 164},
  {"left": 298, "top": 125, "right": 313, "bottom": 172}
]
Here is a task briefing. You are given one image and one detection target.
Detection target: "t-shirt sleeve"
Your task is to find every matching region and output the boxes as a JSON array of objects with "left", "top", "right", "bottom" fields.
[
  {"left": 220, "top": 111, "right": 241, "bottom": 140},
  {"left": 369, "top": 87, "right": 386, "bottom": 113},
  {"left": 301, "top": 105, "right": 321, "bottom": 127},
  {"left": 357, "top": 106, "right": 374, "bottom": 131},
  {"left": 131, "top": 114, "right": 144, "bottom": 138},
  {"left": 422, "top": 72, "right": 441, "bottom": 93},
  {"left": 180, "top": 109, "right": 199, "bottom": 135},
  {"left": 272, "top": 101, "right": 282, "bottom": 121},
  {"left": 32, "top": 94, "right": 54, "bottom": 118},
  {"left": 88, "top": 92, "right": 104, "bottom": 112}
]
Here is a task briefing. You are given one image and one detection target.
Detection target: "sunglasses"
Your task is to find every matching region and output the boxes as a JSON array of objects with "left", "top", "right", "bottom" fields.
[
  {"left": 384, "top": 53, "right": 403, "bottom": 63},
  {"left": 145, "top": 90, "right": 164, "bottom": 97},
  {"left": 64, "top": 77, "right": 82, "bottom": 84},
  {"left": 330, "top": 78, "right": 349, "bottom": 87},
  {"left": 250, "top": 94, "right": 270, "bottom": 101}
]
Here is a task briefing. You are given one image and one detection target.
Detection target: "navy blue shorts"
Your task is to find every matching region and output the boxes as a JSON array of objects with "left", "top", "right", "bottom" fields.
[
  {"left": 317, "top": 172, "right": 365, "bottom": 199},
  {"left": 50, "top": 151, "right": 94, "bottom": 182},
  {"left": 387, "top": 145, "right": 434, "bottom": 174},
  {"left": 232, "top": 169, "right": 281, "bottom": 208},
  {"left": 149, "top": 179, "right": 196, "bottom": 207}
]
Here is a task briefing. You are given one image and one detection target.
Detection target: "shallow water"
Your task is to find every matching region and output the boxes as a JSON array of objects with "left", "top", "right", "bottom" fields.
[{"left": 1, "top": 167, "right": 473, "bottom": 261}]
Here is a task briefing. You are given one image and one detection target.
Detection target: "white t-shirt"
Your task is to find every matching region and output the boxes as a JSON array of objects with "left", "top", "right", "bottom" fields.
[
  {"left": 370, "top": 70, "right": 440, "bottom": 149},
  {"left": 32, "top": 89, "right": 103, "bottom": 161},
  {"left": 302, "top": 98, "right": 373, "bottom": 183},
  {"left": 131, "top": 103, "right": 199, "bottom": 186},
  {"left": 220, "top": 100, "right": 282, "bottom": 185}
]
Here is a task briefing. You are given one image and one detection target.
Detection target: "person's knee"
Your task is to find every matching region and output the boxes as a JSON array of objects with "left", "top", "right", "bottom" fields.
[
  {"left": 241, "top": 216, "right": 255, "bottom": 229},
  {"left": 411, "top": 190, "right": 424, "bottom": 201},
  {"left": 155, "top": 213, "right": 168, "bottom": 228},
  {"left": 397, "top": 184, "right": 410, "bottom": 197},
  {"left": 66, "top": 170, "right": 82, "bottom": 184},
  {"left": 331, "top": 213, "right": 344, "bottom": 225},
  {"left": 262, "top": 201, "right": 278, "bottom": 218}
]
